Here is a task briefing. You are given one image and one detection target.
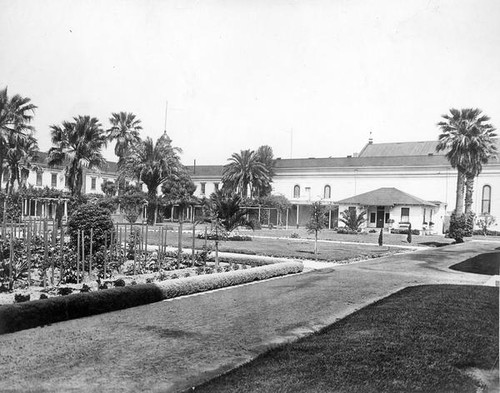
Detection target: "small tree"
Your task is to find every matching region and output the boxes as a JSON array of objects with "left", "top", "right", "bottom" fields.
[
  {"left": 120, "top": 192, "right": 147, "bottom": 224},
  {"left": 476, "top": 214, "right": 496, "bottom": 236},
  {"left": 407, "top": 223, "right": 412, "bottom": 243},
  {"left": 306, "top": 201, "right": 327, "bottom": 255},
  {"left": 378, "top": 228, "right": 383, "bottom": 246},
  {"left": 339, "top": 208, "right": 366, "bottom": 231}
]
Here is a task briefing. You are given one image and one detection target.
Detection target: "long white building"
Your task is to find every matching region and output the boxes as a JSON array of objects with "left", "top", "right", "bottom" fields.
[
  {"left": 188, "top": 139, "right": 500, "bottom": 234},
  {"left": 15, "top": 139, "right": 500, "bottom": 234}
]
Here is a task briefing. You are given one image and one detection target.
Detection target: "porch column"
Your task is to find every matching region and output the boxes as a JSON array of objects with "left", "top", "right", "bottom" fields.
[
  {"left": 328, "top": 209, "right": 332, "bottom": 230},
  {"left": 64, "top": 200, "right": 68, "bottom": 219},
  {"left": 296, "top": 204, "right": 300, "bottom": 228},
  {"left": 286, "top": 208, "right": 289, "bottom": 230}
]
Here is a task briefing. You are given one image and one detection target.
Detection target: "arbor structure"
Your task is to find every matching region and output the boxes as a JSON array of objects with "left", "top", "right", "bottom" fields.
[
  {"left": 107, "top": 112, "right": 142, "bottom": 163},
  {"left": 48, "top": 116, "right": 107, "bottom": 197},
  {"left": 120, "top": 132, "right": 182, "bottom": 224},
  {"left": 436, "top": 108, "right": 497, "bottom": 216},
  {"left": 222, "top": 149, "right": 270, "bottom": 198},
  {"left": 0, "top": 87, "right": 37, "bottom": 190}
]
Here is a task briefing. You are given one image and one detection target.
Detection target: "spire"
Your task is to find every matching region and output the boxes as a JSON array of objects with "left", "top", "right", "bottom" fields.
[{"left": 368, "top": 131, "right": 373, "bottom": 144}]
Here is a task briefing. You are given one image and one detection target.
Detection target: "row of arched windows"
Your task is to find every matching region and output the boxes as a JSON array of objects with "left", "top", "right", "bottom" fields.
[{"left": 293, "top": 185, "right": 331, "bottom": 199}]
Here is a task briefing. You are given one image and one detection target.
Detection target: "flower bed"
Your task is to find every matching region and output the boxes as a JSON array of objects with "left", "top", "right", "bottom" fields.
[{"left": 0, "top": 261, "right": 303, "bottom": 334}]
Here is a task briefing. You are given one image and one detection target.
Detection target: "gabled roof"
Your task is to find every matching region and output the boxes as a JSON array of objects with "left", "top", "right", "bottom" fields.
[
  {"left": 33, "top": 151, "right": 118, "bottom": 174},
  {"left": 358, "top": 139, "right": 500, "bottom": 158},
  {"left": 336, "top": 187, "right": 436, "bottom": 207}
]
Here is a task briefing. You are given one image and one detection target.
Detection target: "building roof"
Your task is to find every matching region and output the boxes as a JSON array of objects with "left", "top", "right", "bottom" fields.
[
  {"left": 358, "top": 139, "right": 500, "bottom": 158},
  {"left": 33, "top": 151, "right": 118, "bottom": 174},
  {"left": 335, "top": 187, "right": 436, "bottom": 207}
]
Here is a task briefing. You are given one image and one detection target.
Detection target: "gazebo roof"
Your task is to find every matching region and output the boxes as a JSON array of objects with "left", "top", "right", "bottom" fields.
[{"left": 336, "top": 187, "right": 436, "bottom": 207}]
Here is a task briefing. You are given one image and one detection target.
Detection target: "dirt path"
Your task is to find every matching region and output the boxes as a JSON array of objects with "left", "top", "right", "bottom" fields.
[{"left": 0, "top": 241, "right": 496, "bottom": 393}]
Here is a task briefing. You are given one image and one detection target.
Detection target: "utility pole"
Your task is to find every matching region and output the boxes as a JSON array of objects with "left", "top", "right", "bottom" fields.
[{"left": 164, "top": 100, "right": 168, "bottom": 132}]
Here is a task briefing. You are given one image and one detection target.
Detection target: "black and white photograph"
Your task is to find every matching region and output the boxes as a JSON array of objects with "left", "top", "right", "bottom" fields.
[{"left": 0, "top": 0, "right": 499, "bottom": 392}]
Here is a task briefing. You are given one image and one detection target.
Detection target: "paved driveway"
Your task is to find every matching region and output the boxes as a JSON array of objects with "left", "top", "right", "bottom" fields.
[{"left": 0, "top": 241, "right": 497, "bottom": 392}]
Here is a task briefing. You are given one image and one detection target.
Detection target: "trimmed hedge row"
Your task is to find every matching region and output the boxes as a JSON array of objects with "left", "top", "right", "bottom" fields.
[
  {"left": 0, "top": 261, "right": 303, "bottom": 335},
  {"left": 156, "top": 261, "right": 304, "bottom": 299}
]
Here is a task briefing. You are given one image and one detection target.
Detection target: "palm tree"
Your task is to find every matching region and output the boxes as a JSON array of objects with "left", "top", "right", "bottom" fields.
[
  {"left": 254, "top": 145, "right": 275, "bottom": 197},
  {"left": 437, "top": 108, "right": 497, "bottom": 215},
  {"left": 5, "top": 132, "right": 39, "bottom": 194},
  {"left": 120, "top": 132, "right": 182, "bottom": 224},
  {"left": 222, "top": 149, "right": 270, "bottom": 198},
  {"left": 48, "top": 116, "right": 107, "bottom": 197},
  {"left": 107, "top": 112, "right": 142, "bottom": 162},
  {"left": 0, "top": 87, "right": 37, "bottom": 189}
]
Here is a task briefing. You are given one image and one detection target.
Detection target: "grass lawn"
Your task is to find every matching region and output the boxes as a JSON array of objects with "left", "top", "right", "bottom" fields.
[
  {"left": 450, "top": 251, "right": 500, "bottom": 275},
  {"left": 139, "top": 228, "right": 415, "bottom": 262},
  {"left": 192, "top": 285, "right": 499, "bottom": 393}
]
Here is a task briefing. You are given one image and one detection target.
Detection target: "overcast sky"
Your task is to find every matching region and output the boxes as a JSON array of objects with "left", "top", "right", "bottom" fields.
[{"left": 2, "top": 0, "right": 499, "bottom": 165}]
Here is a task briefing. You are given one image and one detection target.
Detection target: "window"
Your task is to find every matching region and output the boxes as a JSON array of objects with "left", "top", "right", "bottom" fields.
[
  {"left": 200, "top": 182, "right": 206, "bottom": 195},
  {"left": 293, "top": 185, "right": 300, "bottom": 198},
  {"left": 401, "top": 207, "right": 410, "bottom": 223},
  {"left": 214, "top": 182, "right": 219, "bottom": 191},
  {"left": 36, "top": 171, "right": 43, "bottom": 186},
  {"left": 324, "top": 185, "right": 331, "bottom": 199},
  {"left": 370, "top": 212, "right": 376, "bottom": 223},
  {"left": 51, "top": 173, "right": 57, "bottom": 188},
  {"left": 91, "top": 177, "right": 96, "bottom": 190},
  {"left": 482, "top": 185, "right": 491, "bottom": 214}
]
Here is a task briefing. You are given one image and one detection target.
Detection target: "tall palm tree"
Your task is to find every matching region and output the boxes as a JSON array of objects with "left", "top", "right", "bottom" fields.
[
  {"left": 222, "top": 149, "right": 270, "bottom": 198},
  {"left": 436, "top": 108, "right": 497, "bottom": 215},
  {"left": 254, "top": 145, "right": 275, "bottom": 197},
  {"left": 48, "top": 116, "right": 107, "bottom": 196},
  {"left": 5, "top": 132, "right": 39, "bottom": 194},
  {"left": 107, "top": 112, "right": 142, "bottom": 162},
  {"left": 0, "top": 87, "right": 37, "bottom": 189},
  {"left": 120, "top": 132, "right": 182, "bottom": 223}
]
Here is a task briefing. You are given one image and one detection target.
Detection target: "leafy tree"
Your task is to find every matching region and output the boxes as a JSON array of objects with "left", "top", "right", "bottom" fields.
[
  {"left": 437, "top": 108, "right": 497, "bottom": 216},
  {"left": 339, "top": 208, "right": 366, "bottom": 231},
  {"left": 101, "top": 179, "right": 118, "bottom": 197},
  {"left": 120, "top": 191, "right": 147, "bottom": 224},
  {"left": 476, "top": 214, "right": 496, "bottom": 236},
  {"left": 161, "top": 166, "right": 197, "bottom": 220},
  {"left": 306, "top": 201, "right": 327, "bottom": 255},
  {"left": 107, "top": 112, "right": 142, "bottom": 163},
  {"left": 120, "top": 132, "right": 182, "bottom": 224},
  {"left": 0, "top": 87, "right": 37, "bottom": 189},
  {"left": 222, "top": 149, "right": 270, "bottom": 198},
  {"left": 48, "top": 116, "right": 107, "bottom": 197}
]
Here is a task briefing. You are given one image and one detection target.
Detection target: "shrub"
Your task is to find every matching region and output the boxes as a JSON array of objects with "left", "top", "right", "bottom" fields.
[
  {"left": 14, "top": 293, "right": 30, "bottom": 303},
  {"left": 57, "top": 287, "right": 73, "bottom": 296},
  {"left": 407, "top": 224, "right": 412, "bottom": 243},
  {"left": 290, "top": 233, "right": 300, "bottom": 239},
  {"left": 39, "top": 294, "right": 48, "bottom": 300},
  {"left": 113, "top": 278, "right": 126, "bottom": 287},
  {"left": 0, "top": 284, "right": 165, "bottom": 334},
  {"left": 80, "top": 284, "right": 91, "bottom": 293},
  {"left": 336, "top": 228, "right": 358, "bottom": 235},
  {"left": 378, "top": 228, "right": 383, "bottom": 246},
  {"left": 448, "top": 213, "right": 468, "bottom": 243},
  {"left": 67, "top": 203, "right": 115, "bottom": 255}
]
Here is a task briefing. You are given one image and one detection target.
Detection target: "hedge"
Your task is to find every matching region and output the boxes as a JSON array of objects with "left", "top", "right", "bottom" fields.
[
  {"left": 156, "top": 261, "right": 303, "bottom": 299},
  {"left": 0, "top": 261, "right": 303, "bottom": 335}
]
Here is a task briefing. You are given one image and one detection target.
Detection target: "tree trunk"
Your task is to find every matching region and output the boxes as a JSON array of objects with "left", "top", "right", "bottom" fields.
[
  {"left": 454, "top": 170, "right": 466, "bottom": 215},
  {"left": 464, "top": 174, "right": 475, "bottom": 215}
]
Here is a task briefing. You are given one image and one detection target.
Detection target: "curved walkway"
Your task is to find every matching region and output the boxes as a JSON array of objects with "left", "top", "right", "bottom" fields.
[{"left": 0, "top": 241, "right": 497, "bottom": 393}]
